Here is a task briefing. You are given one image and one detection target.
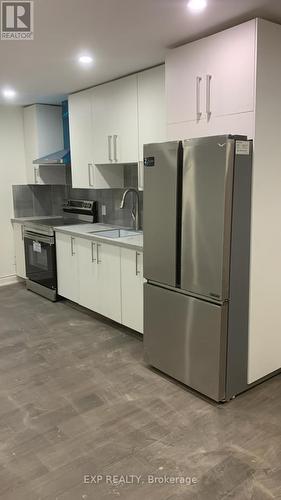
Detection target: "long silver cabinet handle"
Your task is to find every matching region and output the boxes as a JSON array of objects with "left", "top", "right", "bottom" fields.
[
  {"left": 34, "top": 167, "right": 38, "bottom": 184},
  {"left": 21, "top": 224, "right": 24, "bottom": 240},
  {"left": 138, "top": 161, "right": 144, "bottom": 190},
  {"left": 135, "top": 252, "right": 141, "bottom": 276},
  {"left": 206, "top": 74, "right": 212, "bottom": 117},
  {"left": 108, "top": 135, "right": 113, "bottom": 162},
  {"left": 113, "top": 134, "right": 118, "bottom": 162},
  {"left": 88, "top": 163, "right": 94, "bottom": 187},
  {"left": 91, "top": 241, "right": 96, "bottom": 262},
  {"left": 71, "top": 237, "right": 75, "bottom": 256},
  {"left": 196, "top": 76, "right": 202, "bottom": 120},
  {"left": 97, "top": 243, "right": 102, "bottom": 264}
]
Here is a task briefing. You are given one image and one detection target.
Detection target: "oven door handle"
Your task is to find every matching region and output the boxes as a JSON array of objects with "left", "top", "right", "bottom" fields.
[{"left": 24, "top": 231, "right": 55, "bottom": 245}]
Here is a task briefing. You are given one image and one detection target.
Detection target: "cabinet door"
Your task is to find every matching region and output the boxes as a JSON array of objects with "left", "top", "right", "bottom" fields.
[
  {"left": 96, "top": 242, "right": 121, "bottom": 322},
  {"left": 204, "top": 20, "right": 256, "bottom": 118},
  {"left": 138, "top": 66, "right": 166, "bottom": 190},
  {"left": 166, "top": 39, "right": 206, "bottom": 124},
  {"left": 92, "top": 83, "right": 116, "bottom": 165},
  {"left": 167, "top": 111, "right": 254, "bottom": 142},
  {"left": 114, "top": 74, "right": 138, "bottom": 164},
  {"left": 24, "top": 106, "right": 38, "bottom": 183},
  {"left": 121, "top": 248, "right": 144, "bottom": 333},
  {"left": 32, "top": 165, "right": 66, "bottom": 186},
  {"left": 77, "top": 238, "right": 99, "bottom": 311},
  {"left": 92, "top": 75, "right": 138, "bottom": 165},
  {"left": 56, "top": 232, "right": 79, "bottom": 302},
  {"left": 23, "top": 104, "right": 64, "bottom": 184},
  {"left": 69, "top": 90, "right": 94, "bottom": 188},
  {"left": 13, "top": 223, "right": 26, "bottom": 279}
]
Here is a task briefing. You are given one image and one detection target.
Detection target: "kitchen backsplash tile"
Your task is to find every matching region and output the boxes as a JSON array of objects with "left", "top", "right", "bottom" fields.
[
  {"left": 12, "top": 185, "right": 67, "bottom": 218},
  {"left": 12, "top": 165, "right": 143, "bottom": 228},
  {"left": 12, "top": 185, "right": 34, "bottom": 217}
]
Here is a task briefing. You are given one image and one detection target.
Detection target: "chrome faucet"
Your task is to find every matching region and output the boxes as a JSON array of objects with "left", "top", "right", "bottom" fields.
[{"left": 120, "top": 188, "right": 141, "bottom": 231}]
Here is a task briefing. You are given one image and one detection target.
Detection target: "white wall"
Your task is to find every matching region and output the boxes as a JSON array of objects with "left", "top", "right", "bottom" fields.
[
  {"left": 248, "top": 20, "right": 281, "bottom": 383},
  {"left": 0, "top": 106, "right": 26, "bottom": 284}
]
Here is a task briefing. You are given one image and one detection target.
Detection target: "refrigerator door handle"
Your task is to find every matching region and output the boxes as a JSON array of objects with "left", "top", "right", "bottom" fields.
[{"left": 196, "top": 76, "right": 202, "bottom": 120}]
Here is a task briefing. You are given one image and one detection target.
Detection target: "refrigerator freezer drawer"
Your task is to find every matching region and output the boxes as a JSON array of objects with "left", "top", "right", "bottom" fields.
[{"left": 144, "top": 283, "right": 228, "bottom": 402}]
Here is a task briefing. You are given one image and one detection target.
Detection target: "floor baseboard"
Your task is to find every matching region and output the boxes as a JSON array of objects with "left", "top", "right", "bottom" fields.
[{"left": 0, "top": 275, "right": 24, "bottom": 287}]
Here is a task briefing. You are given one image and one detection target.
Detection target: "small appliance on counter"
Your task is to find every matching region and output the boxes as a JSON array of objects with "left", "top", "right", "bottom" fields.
[{"left": 24, "top": 199, "right": 97, "bottom": 301}]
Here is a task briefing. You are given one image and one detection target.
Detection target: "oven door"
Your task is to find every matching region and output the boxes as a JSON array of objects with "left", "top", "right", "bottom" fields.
[{"left": 24, "top": 231, "right": 57, "bottom": 290}]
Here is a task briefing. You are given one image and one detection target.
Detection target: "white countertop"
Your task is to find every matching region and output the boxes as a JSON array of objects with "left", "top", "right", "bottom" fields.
[
  {"left": 54, "top": 223, "right": 143, "bottom": 251},
  {"left": 11, "top": 215, "right": 63, "bottom": 223}
]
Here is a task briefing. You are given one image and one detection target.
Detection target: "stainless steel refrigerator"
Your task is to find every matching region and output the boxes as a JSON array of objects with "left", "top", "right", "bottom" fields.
[{"left": 143, "top": 135, "right": 253, "bottom": 402}]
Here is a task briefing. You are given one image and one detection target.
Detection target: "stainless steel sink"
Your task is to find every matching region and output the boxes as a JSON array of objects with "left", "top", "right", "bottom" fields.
[{"left": 87, "top": 229, "right": 142, "bottom": 239}]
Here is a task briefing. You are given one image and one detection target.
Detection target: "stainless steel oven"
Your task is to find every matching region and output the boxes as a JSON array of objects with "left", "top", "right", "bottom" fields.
[
  {"left": 24, "top": 230, "right": 57, "bottom": 301},
  {"left": 23, "top": 199, "right": 97, "bottom": 301}
]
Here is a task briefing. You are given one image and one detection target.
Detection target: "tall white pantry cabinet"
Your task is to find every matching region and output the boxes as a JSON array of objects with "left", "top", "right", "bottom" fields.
[{"left": 166, "top": 18, "right": 281, "bottom": 385}]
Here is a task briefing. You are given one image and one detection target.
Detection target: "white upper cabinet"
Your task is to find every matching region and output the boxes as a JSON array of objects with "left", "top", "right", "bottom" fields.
[
  {"left": 92, "top": 74, "right": 139, "bottom": 164},
  {"left": 69, "top": 88, "right": 124, "bottom": 189},
  {"left": 137, "top": 66, "right": 166, "bottom": 190},
  {"left": 69, "top": 69, "right": 166, "bottom": 190},
  {"left": 68, "top": 89, "right": 95, "bottom": 189},
  {"left": 91, "top": 82, "right": 114, "bottom": 165},
  {"left": 115, "top": 75, "right": 139, "bottom": 164},
  {"left": 205, "top": 20, "right": 256, "bottom": 118},
  {"left": 137, "top": 66, "right": 166, "bottom": 159},
  {"left": 166, "top": 38, "right": 207, "bottom": 124},
  {"left": 23, "top": 104, "right": 65, "bottom": 184},
  {"left": 166, "top": 20, "right": 256, "bottom": 127},
  {"left": 167, "top": 111, "right": 255, "bottom": 142}
]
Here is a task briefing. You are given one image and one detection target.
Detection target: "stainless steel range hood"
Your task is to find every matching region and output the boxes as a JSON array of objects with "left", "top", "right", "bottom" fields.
[
  {"left": 33, "top": 148, "right": 70, "bottom": 166},
  {"left": 33, "top": 101, "right": 71, "bottom": 167}
]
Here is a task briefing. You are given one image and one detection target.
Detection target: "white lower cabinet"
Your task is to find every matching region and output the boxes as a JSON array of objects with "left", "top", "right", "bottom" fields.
[
  {"left": 56, "top": 232, "right": 80, "bottom": 303},
  {"left": 121, "top": 248, "right": 144, "bottom": 333},
  {"left": 78, "top": 239, "right": 121, "bottom": 322},
  {"left": 13, "top": 222, "right": 26, "bottom": 279},
  {"left": 56, "top": 232, "right": 143, "bottom": 332},
  {"left": 77, "top": 238, "right": 99, "bottom": 311},
  {"left": 95, "top": 242, "right": 122, "bottom": 322}
]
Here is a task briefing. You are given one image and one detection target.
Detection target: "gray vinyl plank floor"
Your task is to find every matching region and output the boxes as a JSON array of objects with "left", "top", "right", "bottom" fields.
[{"left": 0, "top": 283, "right": 280, "bottom": 500}]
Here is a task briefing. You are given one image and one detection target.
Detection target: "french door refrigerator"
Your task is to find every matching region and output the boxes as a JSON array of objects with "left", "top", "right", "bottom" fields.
[{"left": 143, "top": 135, "right": 253, "bottom": 402}]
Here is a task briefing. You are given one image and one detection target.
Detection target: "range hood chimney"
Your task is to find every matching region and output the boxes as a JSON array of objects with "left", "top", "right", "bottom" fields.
[{"left": 33, "top": 101, "right": 71, "bottom": 166}]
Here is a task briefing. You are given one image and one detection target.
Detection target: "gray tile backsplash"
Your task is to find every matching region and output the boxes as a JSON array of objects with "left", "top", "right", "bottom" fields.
[
  {"left": 13, "top": 165, "right": 143, "bottom": 228},
  {"left": 12, "top": 185, "right": 67, "bottom": 218}
]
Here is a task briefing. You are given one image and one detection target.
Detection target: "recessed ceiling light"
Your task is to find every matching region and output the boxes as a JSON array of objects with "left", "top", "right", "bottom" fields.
[
  {"left": 78, "top": 55, "right": 94, "bottom": 65},
  {"left": 187, "top": 0, "right": 207, "bottom": 13},
  {"left": 2, "top": 88, "right": 16, "bottom": 99}
]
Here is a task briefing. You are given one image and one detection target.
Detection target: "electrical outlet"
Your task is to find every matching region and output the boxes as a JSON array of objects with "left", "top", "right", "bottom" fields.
[{"left": 101, "top": 205, "right": 107, "bottom": 216}]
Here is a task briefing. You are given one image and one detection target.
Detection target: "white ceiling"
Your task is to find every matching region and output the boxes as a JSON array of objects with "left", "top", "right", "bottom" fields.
[{"left": 1, "top": 0, "right": 281, "bottom": 105}]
